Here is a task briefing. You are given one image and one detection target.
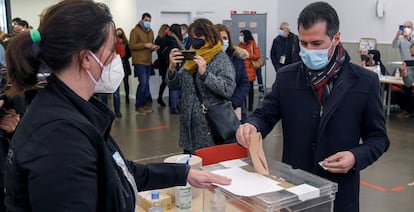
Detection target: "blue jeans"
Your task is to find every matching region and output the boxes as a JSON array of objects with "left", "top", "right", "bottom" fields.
[
  {"left": 134, "top": 64, "right": 151, "bottom": 108},
  {"left": 170, "top": 89, "right": 181, "bottom": 110},
  {"left": 99, "top": 88, "right": 121, "bottom": 113}
]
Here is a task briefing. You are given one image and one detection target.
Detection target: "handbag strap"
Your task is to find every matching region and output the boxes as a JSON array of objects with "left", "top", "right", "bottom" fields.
[{"left": 192, "top": 73, "right": 208, "bottom": 113}]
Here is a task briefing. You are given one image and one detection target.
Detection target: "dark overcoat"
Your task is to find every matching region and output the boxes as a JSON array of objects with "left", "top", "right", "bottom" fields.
[{"left": 248, "top": 59, "right": 390, "bottom": 212}]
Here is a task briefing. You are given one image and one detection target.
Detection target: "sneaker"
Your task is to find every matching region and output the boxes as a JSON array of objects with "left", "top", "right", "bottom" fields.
[
  {"left": 135, "top": 107, "right": 152, "bottom": 115},
  {"left": 397, "top": 110, "right": 411, "bottom": 118},
  {"left": 115, "top": 111, "right": 122, "bottom": 118}
]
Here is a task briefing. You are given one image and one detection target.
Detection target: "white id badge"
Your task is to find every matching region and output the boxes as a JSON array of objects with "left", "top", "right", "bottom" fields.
[{"left": 279, "top": 55, "right": 286, "bottom": 64}]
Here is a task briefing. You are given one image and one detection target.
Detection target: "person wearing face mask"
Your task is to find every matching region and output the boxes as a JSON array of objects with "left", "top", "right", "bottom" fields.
[
  {"left": 393, "top": 44, "right": 414, "bottom": 118},
  {"left": 4, "top": 1, "right": 231, "bottom": 211},
  {"left": 98, "top": 34, "right": 126, "bottom": 118},
  {"left": 238, "top": 29, "right": 260, "bottom": 111},
  {"left": 116, "top": 27, "right": 132, "bottom": 104},
  {"left": 167, "top": 18, "right": 236, "bottom": 153},
  {"left": 392, "top": 21, "right": 414, "bottom": 61},
  {"left": 270, "top": 22, "right": 300, "bottom": 72},
  {"left": 215, "top": 24, "right": 249, "bottom": 123},
  {"left": 154, "top": 24, "right": 184, "bottom": 113},
  {"left": 129, "top": 12, "right": 160, "bottom": 115},
  {"left": 236, "top": 2, "right": 389, "bottom": 212}
]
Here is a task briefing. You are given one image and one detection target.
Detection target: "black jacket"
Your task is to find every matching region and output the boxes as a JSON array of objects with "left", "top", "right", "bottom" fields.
[
  {"left": 5, "top": 75, "right": 188, "bottom": 212},
  {"left": 270, "top": 32, "right": 300, "bottom": 72},
  {"left": 248, "top": 58, "right": 389, "bottom": 212}
]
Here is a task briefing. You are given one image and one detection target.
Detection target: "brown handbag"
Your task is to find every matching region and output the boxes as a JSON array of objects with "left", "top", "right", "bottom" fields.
[{"left": 249, "top": 44, "right": 264, "bottom": 69}]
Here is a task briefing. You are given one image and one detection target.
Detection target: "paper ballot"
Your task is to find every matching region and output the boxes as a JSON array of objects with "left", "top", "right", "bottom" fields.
[
  {"left": 249, "top": 132, "right": 269, "bottom": 175},
  {"left": 211, "top": 167, "right": 283, "bottom": 196}
]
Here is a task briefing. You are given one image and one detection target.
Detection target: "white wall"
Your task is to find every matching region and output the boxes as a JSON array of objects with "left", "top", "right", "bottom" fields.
[
  {"left": 10, "top": 0, "right": 138, "bottom": 35},
  {"left": 278, "top": 0, "right": 414, "bottom": 44}
]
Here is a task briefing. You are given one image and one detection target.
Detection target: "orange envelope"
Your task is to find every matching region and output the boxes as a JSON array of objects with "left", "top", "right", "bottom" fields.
[{"left": 249, "top": 132, "right": 269, "bottom": 175}]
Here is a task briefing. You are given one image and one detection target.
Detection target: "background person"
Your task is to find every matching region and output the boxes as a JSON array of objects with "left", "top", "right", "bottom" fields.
[
  {"left": 167, "top": 18, "right": 236, "bottom": 153},
  {"left": 238, "top": 29, "right": 260, "bottom": 111},
  {"left": 394, "top": 44, "right": 414, "bottom": 117},
  {"left": 236, "top": 2, "right": 389, "bottom": 211},
  {"left": 215, "top": 24, "right": 249, "bottom": 123},
  {"left": 270, "top": 22, "right": 300, "bottom": 72},
  {"left": 392, "top": 21, "right": 414, "bottom": 61},
  {"left": 0, "top": 100, "right": 20, "bottom": 211},
  {"left": 155, "top": 24, "right": 184, "bottom": 112},
  {"left": 129, "top": 12, "right": 159, "bottom": 115},
  {"left": 181, "top": 23, "right": 192, "bottom": 50},
  {"left": 154, "top": 24, "right": 170, "bottom": 107},
  {"left": 4, "top": 1, "right": 230, "bottom": 211},
  {"left": 116, "top": 27, "right": 132, "bottom": 104}
]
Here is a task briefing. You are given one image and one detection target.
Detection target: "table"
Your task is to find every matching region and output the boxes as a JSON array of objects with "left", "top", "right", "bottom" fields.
[{"left": 380, "top": 76, "right": 405, "bottom": 116}]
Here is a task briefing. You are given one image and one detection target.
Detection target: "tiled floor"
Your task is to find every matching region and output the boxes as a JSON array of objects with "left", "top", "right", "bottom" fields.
[{"left": 110, "top": 94, "right": 414, "bottom": 212}]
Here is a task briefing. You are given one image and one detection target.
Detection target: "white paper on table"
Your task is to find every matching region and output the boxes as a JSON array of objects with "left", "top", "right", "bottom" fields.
[
  {"left": 219, "top": 159, "right": 249, "bottom": 168},
  {"left": 211, "top": 167, "right": 283, "bottom": 196},
  {"left": 286, "top": 183, "right": 320, "bottom": 201}
]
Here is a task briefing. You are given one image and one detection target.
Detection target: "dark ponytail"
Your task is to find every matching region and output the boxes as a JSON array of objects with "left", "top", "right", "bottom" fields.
[{"left": 6, "top": 32, "right": 41, "bottom": 95}]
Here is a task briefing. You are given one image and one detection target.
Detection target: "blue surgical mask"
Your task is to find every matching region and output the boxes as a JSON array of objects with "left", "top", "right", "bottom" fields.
[
  {"left": 222, "top": 40, "right": 229, "bottom": 51},
  {"left": 143, "top": 21, "right": 151, "bottom": 29},
  {"left": 299, "top": 41, "right": 334, "bottom": 70},
  {"left": 278, "top": 29, "right": 285, "bottom": 37}
]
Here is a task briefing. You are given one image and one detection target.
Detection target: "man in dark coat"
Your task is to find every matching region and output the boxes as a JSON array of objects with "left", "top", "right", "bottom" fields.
[
  {"left": 270, "top": 22, "right": 300, "bottom": 72},
  {"left": 236, "top": 2, "right": 389, "bottom": 212}
]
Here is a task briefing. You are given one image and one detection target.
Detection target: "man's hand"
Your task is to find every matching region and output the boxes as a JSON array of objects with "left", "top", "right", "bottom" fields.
[
  {"left": 151, "top": 45, "right": 160, "bottom": 51},
  {"left": 321, "top": 151, "right": 356, "bottom": 173},
  {"left": 187, "top": 169, "right": 231, "bottom": 189},
  {"left": 144, "top": 43, "right": 154, "bottom": 49},
  {"left": 235, "top": 123, "right": 257, "bottom": 148}
]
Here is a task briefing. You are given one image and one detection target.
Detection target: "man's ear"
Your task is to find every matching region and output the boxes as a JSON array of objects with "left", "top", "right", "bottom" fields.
[
  {"left": 80, "top": 50, "right": 90, "bottom": 70},
  {"left": 333, "top": 32, "right": 341, "bottom": 46}
]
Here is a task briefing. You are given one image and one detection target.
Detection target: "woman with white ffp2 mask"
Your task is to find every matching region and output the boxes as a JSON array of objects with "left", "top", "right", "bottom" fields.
[
  {"left": 86, "top": 51, "right": 124, "bottom": 93},
  {"left": 4, "top": 1, "right": 231, "bottom": 211}
]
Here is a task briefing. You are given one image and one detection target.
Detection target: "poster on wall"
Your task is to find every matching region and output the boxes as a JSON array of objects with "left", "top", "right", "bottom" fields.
[{"left": 359, "top": 38, "right": 376, "bottom": 51}]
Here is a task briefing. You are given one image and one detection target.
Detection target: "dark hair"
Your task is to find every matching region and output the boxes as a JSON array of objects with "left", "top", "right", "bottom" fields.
[
  {"left": 11, "top": 17, "right": 21, "bottom": 23},
  {"left": 116, "top": 27, "right": 128, "bottom": 43},
  {"left": 188, "top": 18, "right": 220, "bottom": 47},
  {"left": 170, "top": 24, "right": 183, "bottom": 42},
  {"left": 180, "top": 24, "right": 188, "bottom": 31},
  {"left": 6, "top": 0, "right": 113, "bottom": 94},
  {"left": 141, "top": 12, "right": 151, "bottom": 20},
  {"left": 215, "top": 24, "right": 234, "bottom": 52},
  {"left": 297, "top": 1, "right": 339, "bottom": 39},
  {"left": 240, "top": 29, "right": 254, "bottom": 44},
  {"left": 17, "top": 20, "right": 29, "bottom": 28}
]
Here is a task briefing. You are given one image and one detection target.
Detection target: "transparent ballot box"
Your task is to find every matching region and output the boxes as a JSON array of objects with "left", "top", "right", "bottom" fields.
[{"left": 202, "top": 158, "right": 338, "bottom": 212}]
